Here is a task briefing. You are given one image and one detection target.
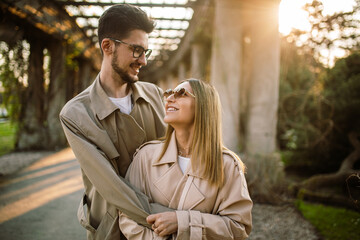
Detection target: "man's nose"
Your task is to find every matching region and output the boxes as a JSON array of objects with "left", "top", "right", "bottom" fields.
[{"left": 138, "top": 53, "right": 147, "bottom": 66}]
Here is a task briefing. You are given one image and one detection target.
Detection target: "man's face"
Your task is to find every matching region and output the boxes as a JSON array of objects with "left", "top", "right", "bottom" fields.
[{"left": 111, "top": 29, "right": 149, "bottom": 84}]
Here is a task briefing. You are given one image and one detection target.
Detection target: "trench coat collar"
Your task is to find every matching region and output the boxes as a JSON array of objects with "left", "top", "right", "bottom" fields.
[
  {"left": 90, "top": 74, "right": 151, "bottom": 120},
  {"left": 152, "top": 131, "right": 204, "bottom": 179}
]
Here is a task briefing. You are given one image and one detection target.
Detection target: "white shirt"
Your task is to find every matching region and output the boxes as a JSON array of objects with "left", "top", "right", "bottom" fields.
[
  {"left": 109, "top": 91, "right": 133, "bottom": 115},
  {"left": 178, "top": 155, "right": 190, "bottom": 174}
]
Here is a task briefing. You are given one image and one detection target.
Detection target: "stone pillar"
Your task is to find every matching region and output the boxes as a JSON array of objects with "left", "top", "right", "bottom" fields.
[
  {"left": 17, "top": 38, "right": 46, "bottom": 150},
  {"left": 245, "top": 0, "right": 280, "bottom": 155},
  {"left": 178, "top": 62, "right": 186, "bottom": 81},
  {"left": 191, "top": 43, "right": 205, "bottom": 79},
  {"left": 166, "top": 73, "right": 176, "bottom": 89},
  {"left": 157, "top": 78, "right": 167, "bottom": 91},
  {"left": 47, "top": 39, "right": 67, "bottom": 149},
  {"left": 210, "top": 0, "right": 243, "bottom": 151},
  {"left": 78, "top": 58, "right": 93, "bottom": 91}
]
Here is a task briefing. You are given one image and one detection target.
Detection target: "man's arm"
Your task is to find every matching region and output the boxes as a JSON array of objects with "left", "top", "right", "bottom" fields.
[{"left": 60, "top": 114, "right": 173, "bottom": 228}]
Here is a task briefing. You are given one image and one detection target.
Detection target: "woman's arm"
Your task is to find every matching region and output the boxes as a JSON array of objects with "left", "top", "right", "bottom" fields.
[
  {"left": 148, "top": 156, "right": 252, "bottom": 240},
  {"left": 118, "top": 147, "right": 176, "bottom": 239}
]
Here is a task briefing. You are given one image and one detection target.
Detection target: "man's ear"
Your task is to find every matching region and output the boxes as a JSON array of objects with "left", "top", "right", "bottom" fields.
[{"left": 101, "top": 39, "right": 113, "bottom": 55}]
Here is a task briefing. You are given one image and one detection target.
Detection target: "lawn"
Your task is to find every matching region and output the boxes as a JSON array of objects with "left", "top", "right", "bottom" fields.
[
  {"left": 296, "top": 200, "right": 360, "bottom": 240},
  {"left": 0, "top": 120, "right": 17, "bottom": 156}
]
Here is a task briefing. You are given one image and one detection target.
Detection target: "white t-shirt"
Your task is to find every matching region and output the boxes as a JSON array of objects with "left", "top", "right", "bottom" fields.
[
  {"left": 178, "top": 155, "right": 190, "bottom": 174},
  {"left": 109, "top": 91, "right": 133, "bottom": 115}
]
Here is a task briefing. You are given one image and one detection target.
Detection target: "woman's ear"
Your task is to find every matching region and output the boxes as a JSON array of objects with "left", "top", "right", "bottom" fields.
[{"left": 101, "top": 39, "right": 113, "bottom": 55}]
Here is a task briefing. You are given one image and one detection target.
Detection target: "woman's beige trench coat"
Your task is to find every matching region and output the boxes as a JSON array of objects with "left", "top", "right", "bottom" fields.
[{"left": 119, "top": 132, "right": 253, "bottom": 240}]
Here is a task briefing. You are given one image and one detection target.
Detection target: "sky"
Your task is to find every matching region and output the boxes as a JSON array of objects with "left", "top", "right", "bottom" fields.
[
  {"left": 279, "top": 0, "right": 358, "bottom": 65},
  {"left": 279, "top": 0, "right": 357, "bottom": 35}
]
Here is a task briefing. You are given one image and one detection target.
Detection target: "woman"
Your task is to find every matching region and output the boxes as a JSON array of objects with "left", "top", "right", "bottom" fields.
[{"left": 119, "top": 79, "right": 252, "bottom": 239}]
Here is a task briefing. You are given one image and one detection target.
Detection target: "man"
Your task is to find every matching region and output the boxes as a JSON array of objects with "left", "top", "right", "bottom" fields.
[{"left": 60, "top": 4, "right": 171, "bottom": 240}]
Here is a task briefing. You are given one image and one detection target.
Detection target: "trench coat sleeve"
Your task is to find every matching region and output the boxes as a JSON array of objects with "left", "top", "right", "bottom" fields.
[
  {"left": 118, "top": 148, "right": 169, "bottom": 240},
  {"left": 60, "top": 115, "right": 172, "bottom": 228},
  {"left": 118, "top": 212, "right": 167, "bottom": 240},
  {"left": 176, "top": 163, "right": 252, "bottom": 240}
]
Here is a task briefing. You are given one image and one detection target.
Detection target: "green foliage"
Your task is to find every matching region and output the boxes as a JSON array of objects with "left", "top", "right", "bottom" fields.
[
  {"left": 0, "top": 41, "right": 28, "bottom": 123},
  {"left": 295, "top": 200, "right": 360, "bottom": 240},
  {"left": 324, "top": 52, "right": 360, "bottom": 133},
  {"left": 278, "top": 37, "right": 335, "bottom": 172},
  {"left": 0, "top": 121, "right": 17, "bottom": 156},
  {"left": 279, "top": 50, "right": 360, "bottom": 173}
]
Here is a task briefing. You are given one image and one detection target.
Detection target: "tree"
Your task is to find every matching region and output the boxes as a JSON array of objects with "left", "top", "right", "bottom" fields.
[
  {"left": 293, "top": 52, "right": 360, "bottom": 209},
  {"left": 278, "top": 0, "right": 360, "bottom": 208},
  {"left": 289, "top": 0, "right": 360, "bottom": 65}
]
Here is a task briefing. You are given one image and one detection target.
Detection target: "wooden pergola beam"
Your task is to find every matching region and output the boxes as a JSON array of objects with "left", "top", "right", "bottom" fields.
[
  {"left": 72, "top": 16, "right": 192, "bottom": 21},
  {"left": 56, "top": 1, "right": 194, "bottom": 8},
  {"left": 1, "top": 0, "right": 101, "bottom": 69},
  {"left": 139, "top": 0, "right": 212, "bottom": 83},
  {"left": 83, "top": 26, "right": 188, "bottom": 31}
]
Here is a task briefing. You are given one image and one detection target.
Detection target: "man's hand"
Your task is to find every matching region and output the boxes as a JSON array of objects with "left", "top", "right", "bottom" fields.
[{"left": 146, "top": 211, "right": 178, "bottom": 237}]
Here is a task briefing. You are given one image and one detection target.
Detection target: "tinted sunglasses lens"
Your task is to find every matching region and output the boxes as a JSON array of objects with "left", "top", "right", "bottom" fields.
[
  {"left": 174, "top": 88, "right": 186, "bottom": 98},
  {"left": 163, "top": 89, "right": 173, "bottom": 98}
]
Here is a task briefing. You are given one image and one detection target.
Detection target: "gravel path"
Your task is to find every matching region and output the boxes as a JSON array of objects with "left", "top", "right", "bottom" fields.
[
  {"left": 0, "top": 151, "right": 54, "bottom": 176},
  {"left": 0, "top": 151, "right": 321, "bottom": 239},
  {"left": 249, "top": 204, "right": 320, "bottom": 240}
]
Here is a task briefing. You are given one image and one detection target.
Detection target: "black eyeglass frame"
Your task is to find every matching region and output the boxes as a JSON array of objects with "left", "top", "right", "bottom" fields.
[
  {"left": 108, "top": 37, "right": 152, "bottom": 59},
  {"left": 163, "top": 88, "right": 196, "bottom": 99}
]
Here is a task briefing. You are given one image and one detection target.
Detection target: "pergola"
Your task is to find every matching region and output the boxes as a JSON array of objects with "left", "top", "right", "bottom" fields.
[
  {"left": 0, "top": 0, "right": 281, "bottom": 157},
  {"left": 54, "top": 0, "right": 213, "bottom": 83}
]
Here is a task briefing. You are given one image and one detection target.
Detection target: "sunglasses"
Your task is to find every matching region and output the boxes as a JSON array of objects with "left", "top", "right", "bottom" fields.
[{"left": 163, "top": 88, "right": 196, "bottom": 99}]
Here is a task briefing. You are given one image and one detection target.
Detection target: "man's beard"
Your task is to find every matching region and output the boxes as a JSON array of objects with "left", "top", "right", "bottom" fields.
[{"left": 111, "top": 51, "right": 139, "bottom": 84}]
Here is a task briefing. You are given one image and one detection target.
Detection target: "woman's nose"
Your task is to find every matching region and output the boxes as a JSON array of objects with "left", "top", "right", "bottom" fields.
[{"left": 165, "top": 94, "right": 175, "bottom": 102}]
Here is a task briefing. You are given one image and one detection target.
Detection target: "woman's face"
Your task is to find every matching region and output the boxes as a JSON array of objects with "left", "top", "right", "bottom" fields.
[{"left": 164, "top": 82, "right": 196, "bottom": 129}]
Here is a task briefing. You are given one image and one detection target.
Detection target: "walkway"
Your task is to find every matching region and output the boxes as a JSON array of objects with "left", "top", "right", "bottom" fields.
[
  {"left": 0, "top": 149, "right": 320, "bottom": 240},
  {"left": 0, "top": 149, "right": 85, "bottom": 239}
]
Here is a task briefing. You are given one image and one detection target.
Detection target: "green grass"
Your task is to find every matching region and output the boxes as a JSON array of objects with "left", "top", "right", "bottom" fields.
[
  {"left": 0, "top": 120, "right": 17, "bottom": 156},
  {"left": 296, "top": 200, "right": 360, "bottom": 240}
]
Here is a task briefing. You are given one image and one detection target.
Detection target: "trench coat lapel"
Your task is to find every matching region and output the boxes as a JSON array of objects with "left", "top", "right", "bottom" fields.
[
  {"left": 152, "top": 132, "right": 205, "bottom": 210},
  {"left": 89, "top": 76, "right": 119, "bottom": 160}
]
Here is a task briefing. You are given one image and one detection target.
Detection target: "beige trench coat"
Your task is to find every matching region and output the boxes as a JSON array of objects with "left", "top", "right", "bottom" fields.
[
  {"left": 119, "top": 132, "right": 253, "bottom": 240},
  {"left": 60, "top": 75, "right": 170, "bottom": 240}
]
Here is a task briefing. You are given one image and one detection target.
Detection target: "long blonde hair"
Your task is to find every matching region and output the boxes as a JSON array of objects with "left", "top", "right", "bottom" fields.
[{"left": 158, "top": 79, "right": 225, "bottom": 187}]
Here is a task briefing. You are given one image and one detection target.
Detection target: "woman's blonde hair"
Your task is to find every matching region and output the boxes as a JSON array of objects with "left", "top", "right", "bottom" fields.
[{"left": 159, "top": 79, "right": 228, "bottom": 187}]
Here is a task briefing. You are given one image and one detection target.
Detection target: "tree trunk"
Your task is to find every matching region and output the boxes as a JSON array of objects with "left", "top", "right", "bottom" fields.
[
  {"left": 17, "top": 37, "right": 46, "bottom": 150},
  {"left": 294, "top": 132, "right": 360, "bottom": 208}
]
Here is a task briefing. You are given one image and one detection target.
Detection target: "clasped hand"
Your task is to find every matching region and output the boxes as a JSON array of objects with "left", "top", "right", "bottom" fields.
[{"left": 146, "top": 211, "right": 178, "bottom": 237}]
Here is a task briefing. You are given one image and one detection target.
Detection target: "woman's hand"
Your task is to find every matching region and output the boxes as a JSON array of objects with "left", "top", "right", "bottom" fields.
[{"left": 146, "top": 211, "right": 178, "bottom": 237}]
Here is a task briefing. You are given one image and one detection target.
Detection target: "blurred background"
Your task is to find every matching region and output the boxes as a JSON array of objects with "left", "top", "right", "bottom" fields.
[{"left": 0, "top": 0, "right": 359, "bottom": 239}]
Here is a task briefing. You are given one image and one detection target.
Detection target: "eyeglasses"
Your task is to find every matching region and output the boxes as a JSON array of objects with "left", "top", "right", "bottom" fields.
[
  {"left": 109, "top": 38, "right": 152, "bottom": 59},
  {"left": 163, "top": 88, "right": 196, "bottom": 99}
]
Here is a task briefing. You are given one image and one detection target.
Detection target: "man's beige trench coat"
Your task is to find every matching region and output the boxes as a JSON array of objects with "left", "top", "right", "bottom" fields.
[
  {"left": 59, "top": 75, "right": 170, "bottom": 240},
  {"left": 119, "top": 132, "right": 253, "bottom": 240}
]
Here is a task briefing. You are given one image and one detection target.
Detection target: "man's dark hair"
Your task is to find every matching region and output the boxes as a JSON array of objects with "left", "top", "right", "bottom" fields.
[{"left": 98, "top": 4, "right": 155, "bottom": 49}]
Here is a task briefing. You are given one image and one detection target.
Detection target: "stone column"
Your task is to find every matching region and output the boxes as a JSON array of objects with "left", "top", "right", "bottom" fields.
[
  {"left": 178, "top": 62, "right": 186, "bottom": 81},
  {"left": 210, "top": 0, "right": 243, "bottom": 151},
  {"left": 78, "top": 58, "right": 93, "bottom": 91},
  {"left": 245, "top": 0, "right": 280, "bottom": 155},
  {"left": 17, "top": 37, "right": 46, "bottom": 150},
  {"left": 191, "top": 42, "right": 205, "bottom": 79},
  {"left": 157, "top": 78, "right": 167, "bottom": 91},
  {"left": 46, "top": 39, "right": 67, "bottom": 149},
  {"left": 166, "top": 73, "right": 176, "bottom": 89}
]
